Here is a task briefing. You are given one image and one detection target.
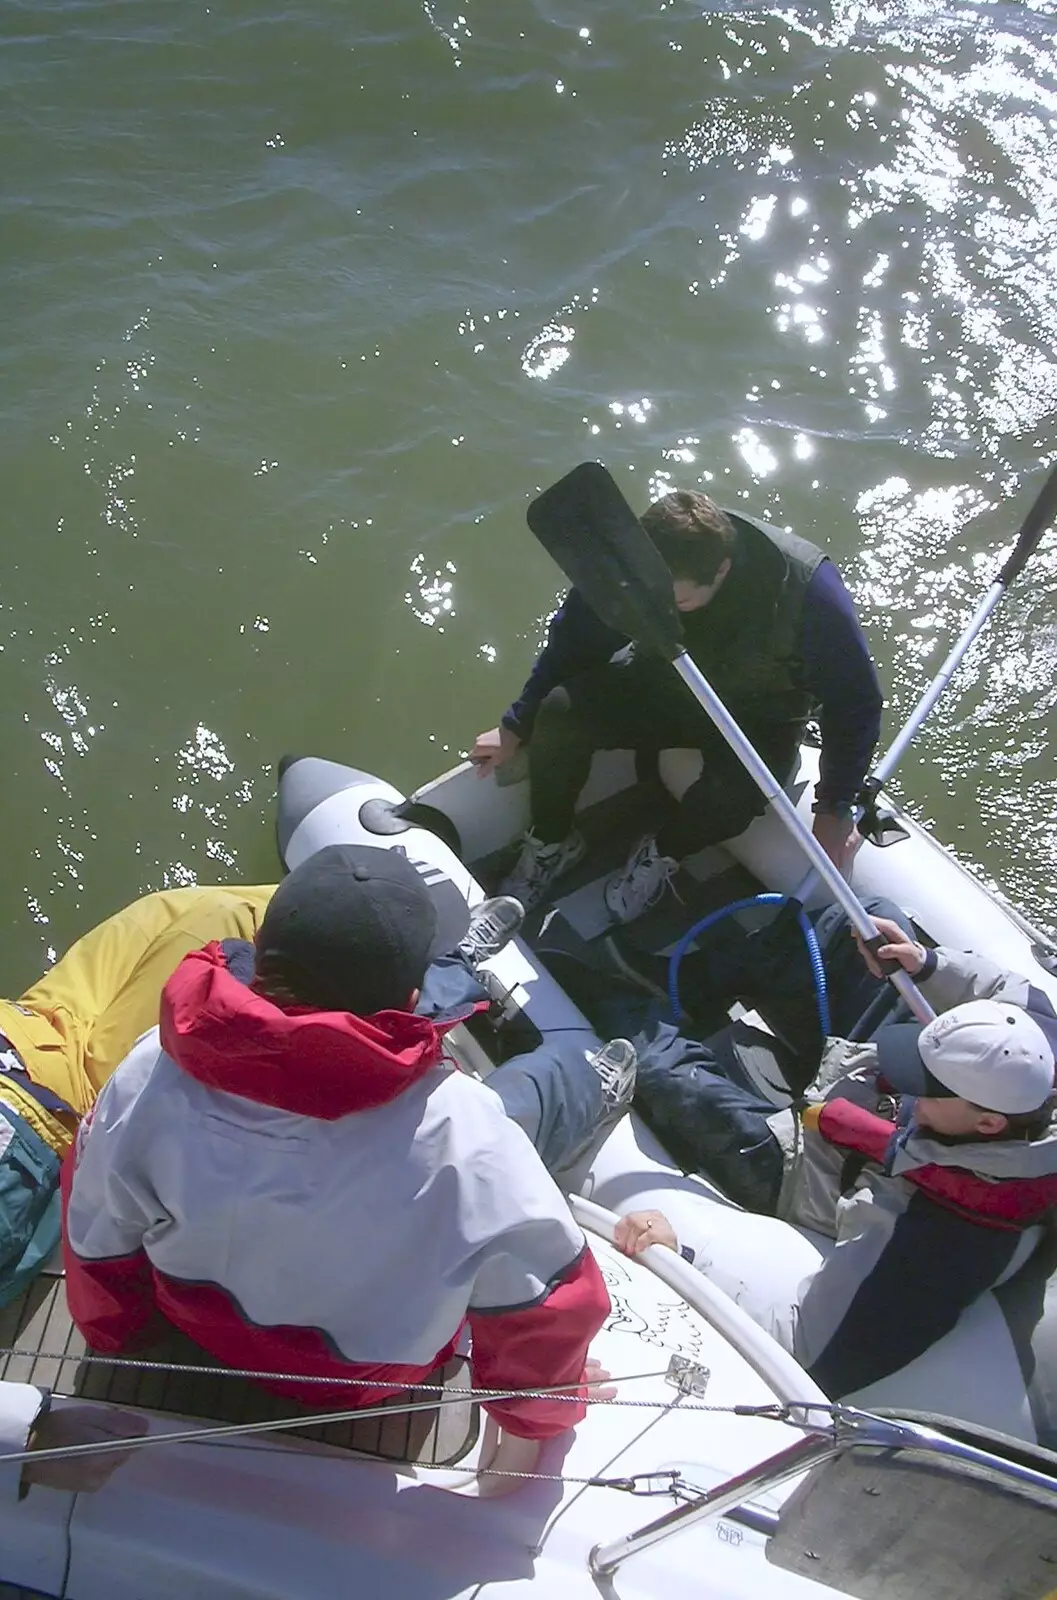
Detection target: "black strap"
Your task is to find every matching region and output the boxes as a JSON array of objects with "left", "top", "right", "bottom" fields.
[
  {"left": 0, "top": 1033, "right": 78, "bottom": 1120},
  {"left": 839, "top": 1152, "right": 870, "bottom": 1194}
]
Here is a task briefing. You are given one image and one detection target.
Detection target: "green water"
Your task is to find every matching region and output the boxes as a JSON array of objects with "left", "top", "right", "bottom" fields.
[{"left": 3, "top": 0, "right": 1056, "bottom": 986}]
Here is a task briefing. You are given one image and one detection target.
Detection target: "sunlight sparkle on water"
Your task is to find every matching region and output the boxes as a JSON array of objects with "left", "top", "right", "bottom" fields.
[
  {"left": 521, "top": 324, "right": 573, "bottom": 380},
  {"left": 406, "top": 554, "right": 456, "bottom": 630},
  {"left": 178, "top": 726, "right": 235, "bottom": 782},
  {"left": 733, "top": 429, "right": 778, "bottom": 478},
  {"left": 741, "top": 195, "right": 776, "bottom": 241}
]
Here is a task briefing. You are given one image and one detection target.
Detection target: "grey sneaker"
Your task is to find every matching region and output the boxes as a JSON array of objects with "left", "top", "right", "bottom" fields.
[
  {"left": 603, "top": 835, "right": 680, "bottom": 924},
  {"left": 498, "top": 829, "right": 586, "bottom": 912},
  {"left": 587, "top": 1037, "right": 637, "bottom": 1119},
  {"left": 458, "top": 896, "right": 525, "bottom": 966},
  {"left": 553, "top": 1039, "right": 639, "bottom": 1175}
]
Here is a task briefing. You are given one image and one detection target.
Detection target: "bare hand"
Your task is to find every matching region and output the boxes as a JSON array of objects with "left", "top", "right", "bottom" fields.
[
  {"left": 469, "top": 726, "right": 522, "bottom": 779},
  {"left": 854, "top": 914, "right": 927, "bottom": 979},
  {"left": 582, "top": 1356, "right": 617, "bottom": 1401},
  {"left": 473, "top": 1355, "right": 616, "bottom": 1497},
  {"left": 474, "top": 1424, "right": 541, "bottom": 1496},
  {"left": 811, "top": 810, "right": 859, "bottom": 874},
  {"left": 613, "top": 1210, "right": 678, "bottom": 1257},
  {"left": 23, "top": 1404, "right": 149, "bottom": 1493}
]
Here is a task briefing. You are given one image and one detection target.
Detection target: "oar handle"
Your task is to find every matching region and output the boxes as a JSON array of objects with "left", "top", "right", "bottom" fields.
[{"left": 671, "top": 654, "right": 936, "bottom": 1025}]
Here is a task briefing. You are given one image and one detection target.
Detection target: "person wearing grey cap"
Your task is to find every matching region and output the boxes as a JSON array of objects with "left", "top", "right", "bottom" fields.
[
  {"left": 62, "top": 844, "right": 637, "bottom": 1457},
  {"left": 615, "top": 916, "right": 1057, "bottom": 1399}
]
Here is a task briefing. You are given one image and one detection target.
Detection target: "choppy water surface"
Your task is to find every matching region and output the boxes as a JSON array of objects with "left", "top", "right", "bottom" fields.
[{"left": 2, "top": 0, "right": 1056, "bottom": 980}]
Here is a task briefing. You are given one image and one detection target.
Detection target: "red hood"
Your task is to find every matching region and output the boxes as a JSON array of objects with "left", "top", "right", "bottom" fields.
[{"left": 159, "top": 943, "right": 452, "bottom": 1119}]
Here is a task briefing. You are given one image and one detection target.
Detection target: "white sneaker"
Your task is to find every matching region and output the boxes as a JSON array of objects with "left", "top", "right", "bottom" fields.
[
  {"left": 604, "top": 835, "right": 680, "bottom": 924},
  {"left": 587, "top": 1038, "right": 637, "bottom": 1119},
  {"left": 498, "top": 829, "right": 586, "bottom": 912},
  {"left": 458, "top": 896, "right": 525, "bottom": 966}
]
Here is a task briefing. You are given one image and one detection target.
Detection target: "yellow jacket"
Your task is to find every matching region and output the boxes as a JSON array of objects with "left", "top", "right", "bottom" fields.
[{"left": 0, "top": 885, "right": 274, "bottom": 1154}]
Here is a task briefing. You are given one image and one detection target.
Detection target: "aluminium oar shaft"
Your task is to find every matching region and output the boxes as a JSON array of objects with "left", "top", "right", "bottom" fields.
[
  {"left": 793, "top": 462, "right": 1057, "bottom": 907},
  {"left": 671, "top": 653, "right": 935, "bottom": 1024}
]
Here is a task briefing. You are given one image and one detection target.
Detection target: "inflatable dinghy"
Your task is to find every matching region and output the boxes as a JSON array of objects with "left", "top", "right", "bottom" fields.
[{"left": 276, "top": 742, "right": 1057, "bottom": 1451}]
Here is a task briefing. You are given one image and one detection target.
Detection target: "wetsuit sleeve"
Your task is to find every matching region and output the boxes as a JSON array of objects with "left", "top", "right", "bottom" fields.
[
  {"left": 800, "top": 1190, "right": 1021, "bottom": 1397},
  {"left": 501, "top": 587, "right": 629, "bottom": 742},
  {"left": 799, "top": 562, "right": 883, "bottom": 809}
]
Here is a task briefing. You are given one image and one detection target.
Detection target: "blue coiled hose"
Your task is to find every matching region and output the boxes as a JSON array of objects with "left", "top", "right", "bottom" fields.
[{"left": 667, "top": 892, "right": 831, "bottom": 1037}]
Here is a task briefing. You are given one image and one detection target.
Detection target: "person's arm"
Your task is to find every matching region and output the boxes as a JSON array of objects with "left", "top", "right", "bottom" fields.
[
  {"left": 923, "top": 948, "right": 1057, "bottom": 1049},
  {"left": 799, "top": 561, "right": 883, "bottom": 810},
  {"left": 467, "top": 1241, "right": 610, "bottom": 1440},
  {"left": 61, "top": 1067, "right": 162, "bottom": 1353},
  {"left": 0, "top": 1382, "right": 49, "bottom": 1503},
  {"left": 614, "top": 1210, "right": 697, "bottom": 1264},
  {"left": 501, "top": 587, "right": 629, "bottom": 743},
  {"left": 12, "top": 1397, "right": 150, "bottom": 1497},
  {"left": 857, "top": 920, "right": 1057, "bottom": 1057},
  {"left": 463, "top": 1121, "right": 611, "bottom": 1441},
  {"left": 798, "top": 1190, "right": 1021, "bottom": 1396}
]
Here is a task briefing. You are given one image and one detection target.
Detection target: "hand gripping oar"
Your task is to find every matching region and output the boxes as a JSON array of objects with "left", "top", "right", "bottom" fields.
[
  {"left": 791, "top": 460, "right": 1057, "bottom": 908},
  {"left": 525, "top": 461, "right": 936, "bottom": 1024}
]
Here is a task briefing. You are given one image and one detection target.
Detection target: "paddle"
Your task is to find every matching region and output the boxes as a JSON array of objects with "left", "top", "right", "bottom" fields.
[
  {"left": 526, "top": 461, "right": 936, "bottom": 1024},
  {"left": 793, "top": 460, "right": 1057, "bottom": 908}
]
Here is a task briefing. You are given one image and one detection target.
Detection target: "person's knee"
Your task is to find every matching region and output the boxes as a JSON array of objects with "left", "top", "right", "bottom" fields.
[
  {"left": 534, "top": 687, "right": 572, "bottom": 730},
  {"left": 530, "top": 689, "right": 592, "bottom": 751},
  {"left": 864, "top": 895, "right": 914, "bottom": 936},
  {"left": 679, "top": 766, "right": 767, "bottom": 842}
]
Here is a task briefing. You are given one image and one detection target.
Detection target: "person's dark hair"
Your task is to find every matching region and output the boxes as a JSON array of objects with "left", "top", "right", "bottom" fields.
[
  {"left": 990, "top": 1094, "right": 1057, "bottom": 1141},
  {"left": 926, "top": 1094, "right": 1056, "bottom": 1147},
  {"left": 641, "top": 490, "right": 736, "bottom": 585}
]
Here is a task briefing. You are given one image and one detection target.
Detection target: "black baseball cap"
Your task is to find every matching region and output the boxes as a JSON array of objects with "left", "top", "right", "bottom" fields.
[{"left": 255, "top": 843, "right": 470, "bottom": 1015}]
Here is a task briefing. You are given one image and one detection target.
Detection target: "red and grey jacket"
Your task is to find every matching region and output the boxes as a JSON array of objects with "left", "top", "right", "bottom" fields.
[
  {"left": 62, "top": 943, "right": 609, "bottom": 1440},
  {"left": 767, "top": 946, "right": 1057, "bottom": 1398}
]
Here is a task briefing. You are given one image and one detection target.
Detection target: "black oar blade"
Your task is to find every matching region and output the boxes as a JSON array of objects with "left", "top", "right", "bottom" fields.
[
  {"left": 527, "top": 461, "right": 685, "bottom": 659},
  {"left": 998, "top": 460, "right": 1057, "bottom": 586}
]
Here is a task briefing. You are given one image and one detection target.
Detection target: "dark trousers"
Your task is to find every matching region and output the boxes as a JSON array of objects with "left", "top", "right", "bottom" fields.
[
  {"left": 528, "top": 659, "right": 801, "bottom": 858},
  {"left": 566, "top": 900, "right": 917, "bottom": 1206},
  {"left": 633, "top": 1022, "right": 788, "bottom": 1213}
]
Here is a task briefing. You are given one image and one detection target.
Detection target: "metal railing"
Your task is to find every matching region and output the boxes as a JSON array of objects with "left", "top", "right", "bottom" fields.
[{"left": 589, "top": 1406, "right": 1057, "bottom": 1578}]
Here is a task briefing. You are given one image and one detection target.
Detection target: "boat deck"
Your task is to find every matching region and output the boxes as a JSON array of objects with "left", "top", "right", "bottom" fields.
[{"left": 0, "top": 1270, "right": 479, "bottom": 1467}]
